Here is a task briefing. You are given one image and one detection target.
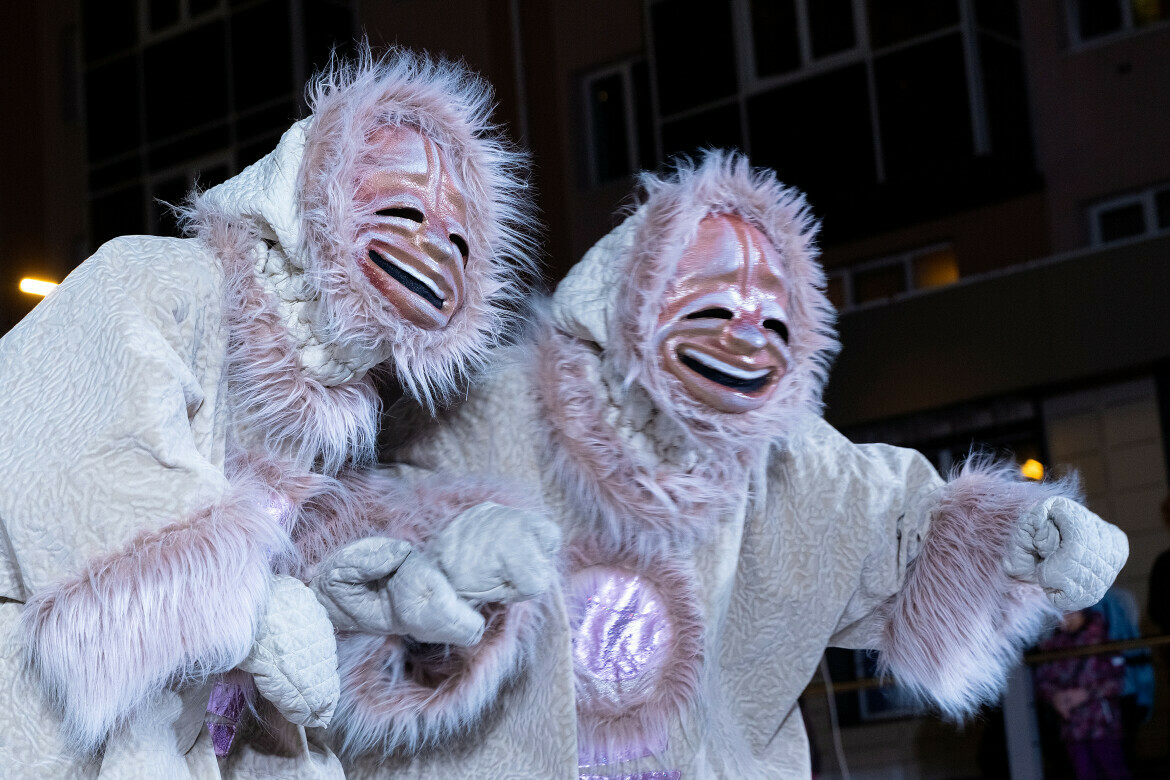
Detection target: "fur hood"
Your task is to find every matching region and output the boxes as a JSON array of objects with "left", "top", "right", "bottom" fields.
[
  {"left": 182, "top": 48, "right": 537, "bottom": 471},
  {"left": 536, "top": 152, "right": 839, "bottom": 555}
]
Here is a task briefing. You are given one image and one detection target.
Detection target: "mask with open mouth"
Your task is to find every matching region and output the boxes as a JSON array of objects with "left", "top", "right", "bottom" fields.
[
  {"left": 655, "top": 214, "right": 792, "bottom": 414},
  {"left": 355, "top": 125, "right": 470, "bottom": 331}
]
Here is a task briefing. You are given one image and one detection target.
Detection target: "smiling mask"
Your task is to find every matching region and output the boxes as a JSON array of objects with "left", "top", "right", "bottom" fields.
[
  {"left": 655, "top": 214, "right": 792, "bottom": 414},
  {"left": 356, "top": 125, "right": 471, "bottom": 331}
]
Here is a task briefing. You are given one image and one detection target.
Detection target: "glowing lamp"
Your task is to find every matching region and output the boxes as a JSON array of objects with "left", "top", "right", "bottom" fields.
[
  {"left": 1021, "top": 459, "right": 1044, "bottom": 481},
  {"left": 20, "top": 278, "right": 58, "bottom": 297}
]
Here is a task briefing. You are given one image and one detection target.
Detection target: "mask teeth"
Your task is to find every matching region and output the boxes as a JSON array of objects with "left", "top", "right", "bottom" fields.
[{"left": 680, "top": 347, "right": 769, "bottom": 380}]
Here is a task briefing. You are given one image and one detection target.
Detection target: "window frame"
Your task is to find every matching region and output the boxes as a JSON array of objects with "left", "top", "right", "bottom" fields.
[
  {"left": 1087, "top": 183, "right": 1170, "bottom": 247},
  {"left": 1064, "top": 0, "right": 1170, "bottom": 49},
  {"left": 830, "top": 241, "right": 957, "bottom": 312},
  {"left": 581, "top": 58, "right": 649, "bottom": 188},
  {"left": 641, "top": 0, "right": 1020, "bottom": 185}
]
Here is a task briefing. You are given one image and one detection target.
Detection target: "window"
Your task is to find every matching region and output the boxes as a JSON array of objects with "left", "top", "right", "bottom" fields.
[
  {"left": 640, "top": 0, "right": 1035, "bottom": 242},
  {"left": 827, "top": 244, "right": 959, "bottom": 311},
  {"left": 1067, "top": 0, "right": 1170, "bottom": 45},
  {"left": 1088, "top": 182, "right": 1170, "bottom": 246},
  {"left": 80, "top": 0, "right": 353, "bottom": 250},
  {"left": 583, "top": 59, "right": 655, "bottom": 186}
]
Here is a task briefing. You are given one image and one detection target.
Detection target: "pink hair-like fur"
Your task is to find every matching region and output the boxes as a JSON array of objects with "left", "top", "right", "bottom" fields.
[
  {"left": 534, "top": 152, "right": 836, "bottom": 556},
  {"left": 288, "top": 470, "right": 546, "bottom": 758},
  {"left": 20, "top": 468, "right": 291, "bottom": 754},
  {"left": 568, "top": 540, "right": 705, "bottom": 768},
  {"left": 535, "top": 327, "right": 751, "bottom": 558},
  {"left": 296, "top": 45, "right": 538, "bottom": 411},
  {"left": 877, "top": 458, "right": 1078, "bottom": 718}
]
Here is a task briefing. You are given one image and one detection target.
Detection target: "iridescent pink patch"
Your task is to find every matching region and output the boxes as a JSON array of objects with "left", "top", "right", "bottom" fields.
[{"left": 568, "top": 565, "right": 675, "bottom": 711}]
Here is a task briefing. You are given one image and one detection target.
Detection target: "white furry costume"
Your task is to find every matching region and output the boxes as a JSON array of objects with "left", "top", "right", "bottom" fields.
[
  {"left": 0, "top": 50, "right": 534, "bottom": 777},
  {"left": 300, "top": 153, "right": 1128, "bottom": 779}
]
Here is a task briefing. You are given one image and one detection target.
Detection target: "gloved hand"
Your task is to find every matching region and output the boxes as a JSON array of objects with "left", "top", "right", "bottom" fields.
[
  {"left": 309, "top": 536, "right": 486, "bottom": 646},
  {"left": 1004, "top": 496, "right": 1129, "bottom": 611},
  {"left": 428, "top": 502, "right": 562, "bottom": 605},
  {"left": 238, "top": 575, "right": 340, "bottom": 728}
]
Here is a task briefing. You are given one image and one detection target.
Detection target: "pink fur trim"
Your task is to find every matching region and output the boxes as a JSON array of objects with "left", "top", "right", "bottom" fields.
[
  {"left": 185, "top": 206, "right": 384, "bottom": 476},
  {"left": 331, "top": 598, "right": 543, "bottom": 759},
  {"left": 289, "top": 469, "right": 536, "bottom": 577},
  {"left": 535, "top": 329, "right": 750, "bottom": 557},
  {"left": 877, "top": 459, "right": 1078, "bottom": 718},
  {"left": 296, "top": 45, "right": 538, "bottom": 410},
  {"left": 568, "top": 541, "right": 704, "bottom": 768},
  {"left": 20, "top": 474, "right": 290, "bottom": 754},
  {"left": 614, "top": 151, "right": 838, "bottom": 448},
  {"left": 288, "top": 470, "right": 546, "bottom": 758}
]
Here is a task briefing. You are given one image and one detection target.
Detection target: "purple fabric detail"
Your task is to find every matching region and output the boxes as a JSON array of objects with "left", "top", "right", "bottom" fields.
[
  {"left": 202, "top": 488, "right": 290, "bottom": 757},
  {"left": 579, "top": 772, "right": 681, "bottom": 780},
  {"left": 207, "top": 720, "right": 238, "bottom": 758},
  {"left": 568, "top": 566, "right": 675, "bottom": 710},
  {"left": 207, "top": 680, "right": 247, "bottom": 721}
]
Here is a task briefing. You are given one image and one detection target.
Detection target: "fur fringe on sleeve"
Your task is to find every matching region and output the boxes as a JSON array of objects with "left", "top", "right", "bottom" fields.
[
  {"left": 877, "top": 459, "right": 1077, "bottom": 718},
  {"left": 20, "top": 476, "right": 290, "bottom": 754},
  {"left": 292, "top": 470, "right": 547, "bottom": 759}
]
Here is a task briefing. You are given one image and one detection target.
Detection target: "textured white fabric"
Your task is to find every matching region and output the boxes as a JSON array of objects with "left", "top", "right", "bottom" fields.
[
  {"left": 0, "top": 133, "right": 339, "bottom": 776},
  {"left": 1005, "top": 496, "right": 1129, "bottom": 611},
  {"left": 200, "top": 119, "right": 310, "bottom": 259},
  {"left": 429, "top": 502, "right": 562, "bottom": 605},
  {"left": 239, "top": 575, "right": 340, "bottom": 729},
  {"left": 355, "top": 364, "right": 945, "bottom": 779},
  {"left": 310, "top": 536, "right": 485, "bottom": 645},
  {"left": 547, "top": 210, "right": 643, "bottom": 349}
]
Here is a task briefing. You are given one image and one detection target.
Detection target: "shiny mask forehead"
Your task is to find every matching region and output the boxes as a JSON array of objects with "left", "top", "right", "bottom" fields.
[
  {"left": 669, "top": 213, "right": 787, "bottom": 298},
  {"left": 359, "top": 125, "right": 469, "bottom": 220}
]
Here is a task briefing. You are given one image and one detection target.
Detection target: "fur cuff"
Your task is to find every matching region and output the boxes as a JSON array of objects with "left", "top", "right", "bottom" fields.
[
  {"left": 331, "top": 597, "right": 542, "bottom": 759},
  {"left": 21, "top": 479, "right": 289, "bottom": 753},
  {"left": 877, "top": 460, "right": 1076, "bottom": 718}
]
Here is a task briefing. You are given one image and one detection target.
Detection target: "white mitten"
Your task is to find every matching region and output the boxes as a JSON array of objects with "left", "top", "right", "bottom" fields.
[
  {"left": 309, "top": 536, "right": 486, "bottom": 646},
  {"left": 1004, "top": 496, "right": 1129, "bottom": 610},
  {"left": 238, "top": 574, "right": 340, "bottom": 728},
  {"left": 428, "top": 502, "right": 562, "bottom": 605}
]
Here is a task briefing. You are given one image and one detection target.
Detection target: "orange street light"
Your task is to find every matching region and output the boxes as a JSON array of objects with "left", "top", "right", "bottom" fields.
[
  {"left": 1021, "top": 459, "right": 1044, "bottom": 481},
  {"left": 19, "top": 278, "right": 58, "bottom": 297}
]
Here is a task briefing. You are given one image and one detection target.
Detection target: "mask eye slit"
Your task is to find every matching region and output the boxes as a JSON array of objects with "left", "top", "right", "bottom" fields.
[
  {"left": 450, "top": 234, "right": 469, "bottom": 260},
  {"left": 377, "top": 207, "right": 425, "bottom": 223},
  {"left": 764, "top": 319, "right": 789, "bottom": 343},
  {"left": 685, "top": 308, "right": 733, "bottom": 320}
]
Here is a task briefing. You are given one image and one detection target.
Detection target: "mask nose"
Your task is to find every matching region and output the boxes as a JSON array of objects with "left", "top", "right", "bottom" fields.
[
  {"left": 417, "top": 224, "right": 465, "bottom": 313},
  {"left": 722, "top": 316, "right": 768, "bottom": 353}
]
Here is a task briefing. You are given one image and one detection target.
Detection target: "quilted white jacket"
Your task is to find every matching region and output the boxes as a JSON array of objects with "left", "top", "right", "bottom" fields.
[
  {"left": 328, "top": 154, "right": 1128, "bottom": 779},
  {"left": 0, "top": 51, "right": 535, "bottom": 778}
]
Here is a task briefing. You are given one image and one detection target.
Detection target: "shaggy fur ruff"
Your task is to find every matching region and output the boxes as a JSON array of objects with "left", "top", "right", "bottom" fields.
[
  {"left": 288, "top": 471, "right": 547, "bottom": 759},
  {"left": 294, "top": 45, "right": 538, "bottom": 409},
  {"left": 877, "top": 458, "right": 1079, "bottom": 718},
  {"left": 20, "top": 471, "right": 291, "bottom": 754},
  {"left": 181, "top": 45, "right": 538, "bottom": 472},
  {"left": 535, "top": 328, "right": 753, "bottom": 559},
  {"left": 535, "top": 152, "right": 835, "bottom": 556},
  {"left": 189, "top": 179, "right": 386, "bottom": 476},
  {"left": 567, "top": 541, "right": 705, "bottom": 768}
]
